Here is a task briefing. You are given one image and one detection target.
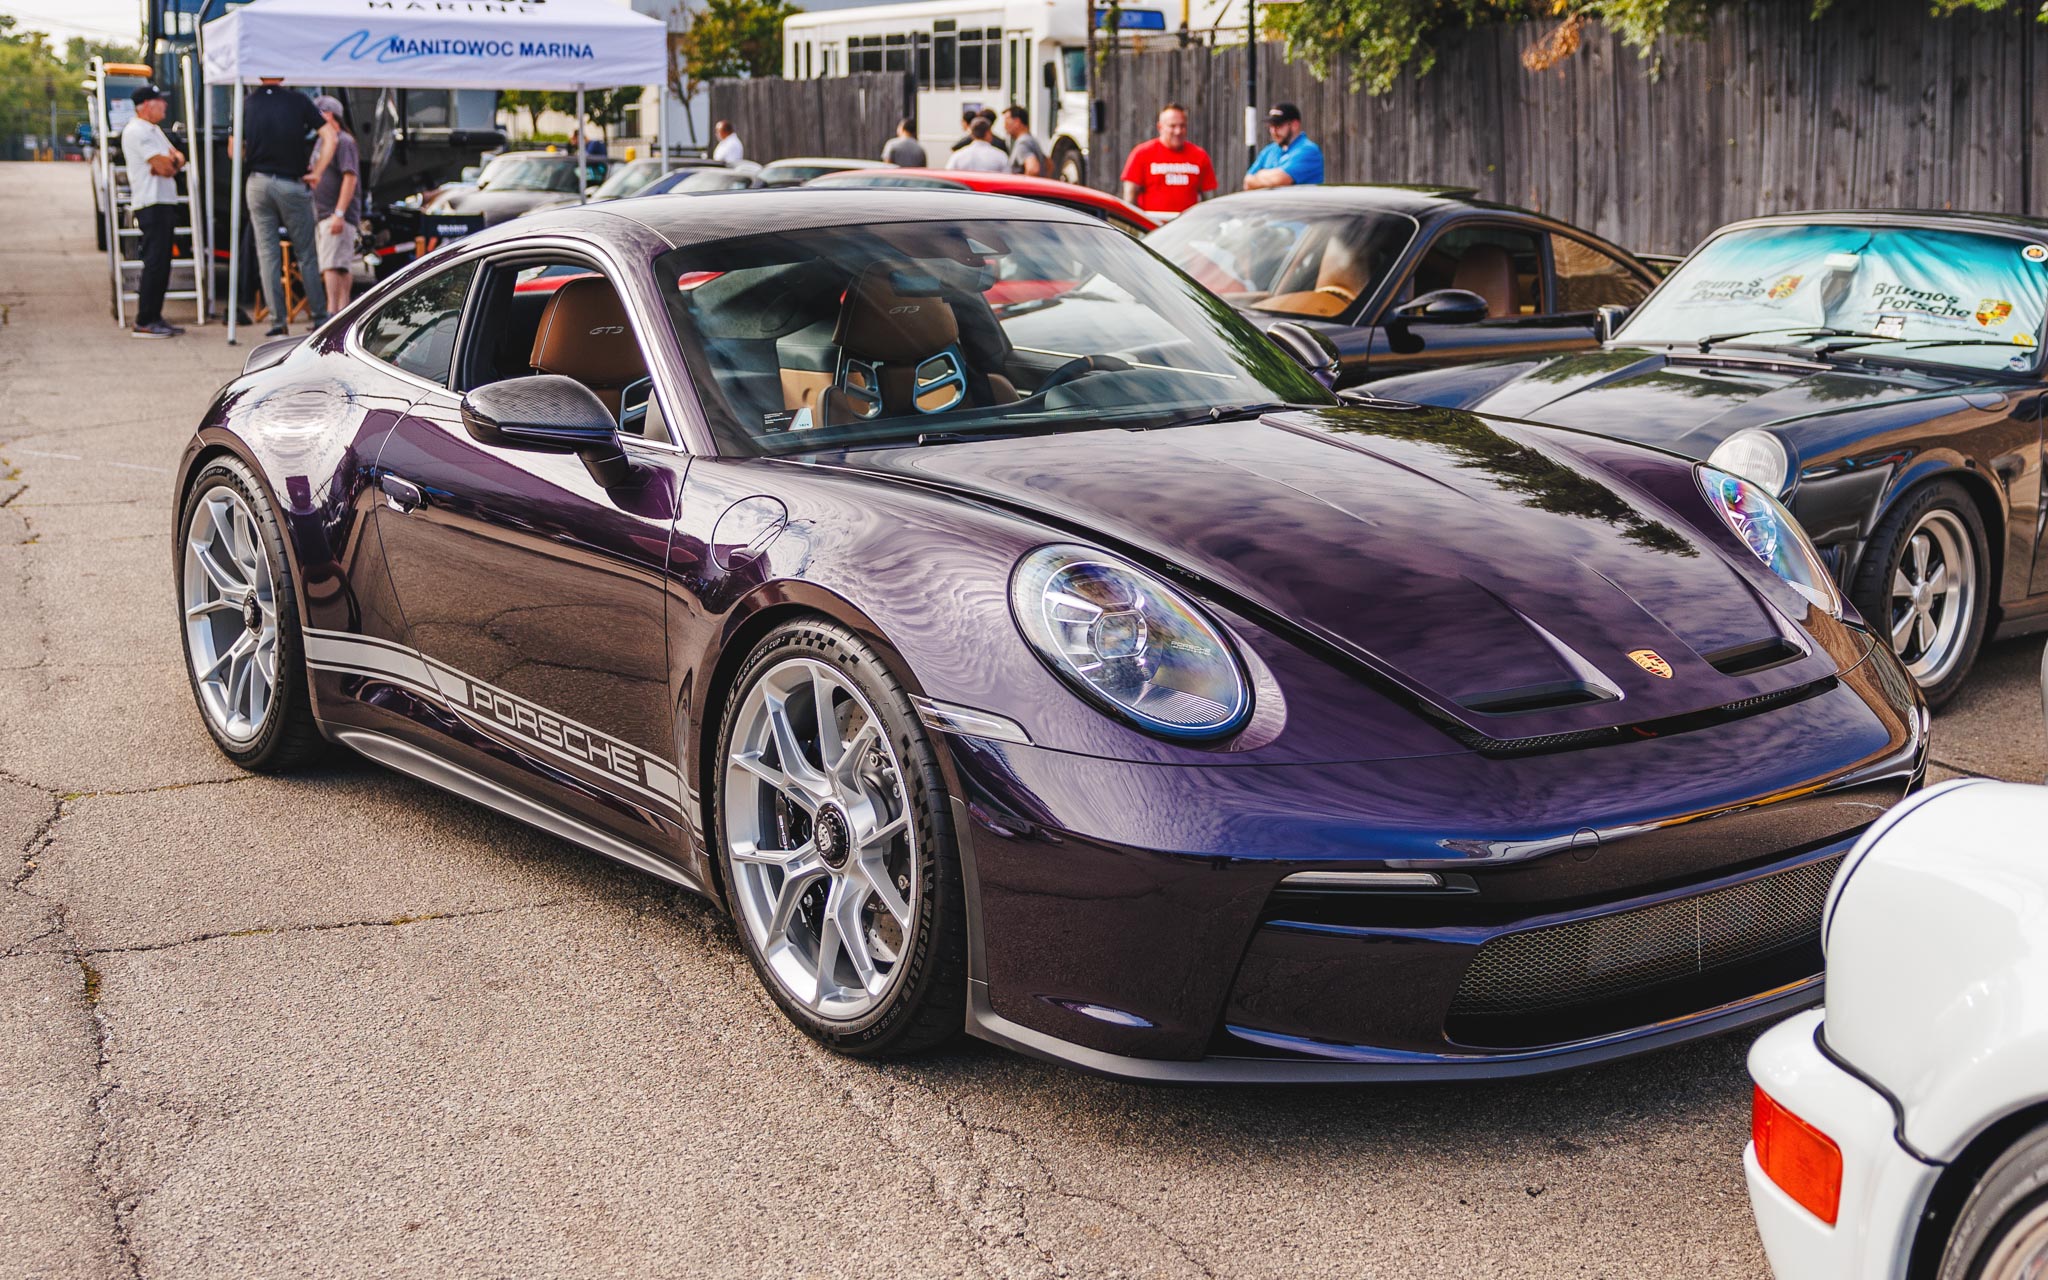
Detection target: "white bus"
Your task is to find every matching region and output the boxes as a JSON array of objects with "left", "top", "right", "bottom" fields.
[{"left": 783, "top": 0, "right": 1241, "bottom": 186}]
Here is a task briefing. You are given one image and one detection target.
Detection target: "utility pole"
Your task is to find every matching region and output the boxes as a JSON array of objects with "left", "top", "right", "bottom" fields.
[
  {"left": 46, "top": 75, "right": 58, "bottom": 162},
  {"left": 1244, "top": 0, "right": 1256, "bottom": 170}
]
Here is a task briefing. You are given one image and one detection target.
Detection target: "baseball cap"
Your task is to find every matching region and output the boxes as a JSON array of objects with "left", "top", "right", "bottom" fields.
[
  {"left": 130, "top": 84, "right": 165, "bottom": 106},
  {"left": 313, "top": 94, "right": 345, "bottom": 118},
  {"left": 1266, "top": 102, "right": 1302, "bottom": 125}
]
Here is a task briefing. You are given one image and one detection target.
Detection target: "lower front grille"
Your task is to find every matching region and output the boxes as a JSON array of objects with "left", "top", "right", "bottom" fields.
[{"left": 1448, "top": 855, "right": 1840, "bottom": 1031}]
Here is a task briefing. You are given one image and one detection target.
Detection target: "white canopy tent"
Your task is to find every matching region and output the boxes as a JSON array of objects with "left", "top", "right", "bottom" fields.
[{"left": 201, "top": 0, "right": 669, "bottom": 342}]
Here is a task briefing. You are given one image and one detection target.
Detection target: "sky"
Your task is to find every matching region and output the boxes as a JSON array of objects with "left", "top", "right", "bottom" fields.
[{"left": 2, "top": 0, "right": 145, "bottom": 46}]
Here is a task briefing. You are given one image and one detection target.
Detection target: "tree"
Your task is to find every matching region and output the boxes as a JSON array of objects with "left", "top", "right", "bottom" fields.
[
  {"left": 499, "top": 89, "right": 574, "bottom": 138},
  {"left": 583, "top": 85, "right": 641, "bottom": 143},
  {"left": 676, "top": 0, "right": 800, "bottom": 83},
  {"left": 1264, "top": 0, "right": 2048, "bottom": 96}
]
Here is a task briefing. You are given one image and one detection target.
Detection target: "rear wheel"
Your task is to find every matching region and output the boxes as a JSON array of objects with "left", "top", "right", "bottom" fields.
[
  {"left": 712, "top": 620, "right": 966, "bottom": 1057},
  {"left": 1938, "top": 1122, "right": 2048, "bottom": 1280},
  {"left": 1051, "top": 139, "right": 1085, "bottom": 186},
  {"left": 1849, "top": 480, "right": 1989, "bottom": 709},
  {"left": 176, "top": 457, "right": 324, "bottom": 772}
]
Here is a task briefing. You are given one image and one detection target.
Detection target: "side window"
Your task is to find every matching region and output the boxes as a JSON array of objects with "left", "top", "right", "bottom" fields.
[
  {"left": 1408, "top": 224, "right": 1545, "bottom": 320},
  {"left": 1552, "top": 235, "right": 1652, "bottom": 311},
  {"left": 358, "top": 261, "right": 478, "bottom": 386},
  {"left": 460, "top": 259, "right": 660, "bottom": 438}
]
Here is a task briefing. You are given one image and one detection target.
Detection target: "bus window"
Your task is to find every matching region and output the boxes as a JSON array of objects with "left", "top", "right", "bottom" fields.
[
  {"left": 1062, "top": 46, "right": 1088, "bottom": 93},
  {"left": 914, "top": 33, "right": 932, "bottom": 84},
  {"left": 884, "top": 33, "right": 907, "bottom": 73},
  {"left": 958, "top": 28, "right": 981, "bottom": 89},
  {"left": 934, "top": 20, "right": 957, "bottom": 89}
]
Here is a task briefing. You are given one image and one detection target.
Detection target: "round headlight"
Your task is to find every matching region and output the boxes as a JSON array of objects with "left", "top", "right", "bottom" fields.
[
  {"left": 1011, "top": 544, "right": 1251, "bottom": 739},
  {"left": 1697, "top": 466, "right": 1841, "bottom": 617},
  {"left": 1707, "top": 429, "right": 1791, "bottom": 495}
]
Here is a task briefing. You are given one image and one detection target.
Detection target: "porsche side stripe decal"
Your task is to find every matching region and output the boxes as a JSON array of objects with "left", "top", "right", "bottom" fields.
[{"left": 303, "top": 629, "right": 685, "bottom": 817}]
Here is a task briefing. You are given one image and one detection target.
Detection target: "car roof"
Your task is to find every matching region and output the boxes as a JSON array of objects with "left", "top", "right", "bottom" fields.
[
  {"left": 521, "top": 187, "right": 1101, "bottom": 247},
  {"left": 822, "top": 168, "right": 1157, "bottom": 225},
  {"left": 1714, "top": 209, "right": 2048, "bottom": 238},
  {"left": 765, "top": 157, "right": 886, "bottom": 168},
  {"left": 1193, "top": 183, "right": 1545, "bottom": 219}
]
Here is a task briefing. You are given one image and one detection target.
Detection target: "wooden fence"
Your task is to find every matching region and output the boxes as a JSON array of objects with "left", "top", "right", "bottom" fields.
[
  {"left": 707, "top": 72, "right": 913, "bottom": 165},
  {"left": 1093, "top": 0, "right": 2042, "bottom": 255}
]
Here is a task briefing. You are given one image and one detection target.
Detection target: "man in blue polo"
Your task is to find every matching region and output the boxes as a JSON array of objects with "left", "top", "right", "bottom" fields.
[{"left": 1245, "top": 102, "right": 1323, "bottom": 189}]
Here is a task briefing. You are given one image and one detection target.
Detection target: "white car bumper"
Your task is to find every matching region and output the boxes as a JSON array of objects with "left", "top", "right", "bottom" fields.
[{"left": 1745, "top": 1009, "right": 1943, "bottom": 1280}]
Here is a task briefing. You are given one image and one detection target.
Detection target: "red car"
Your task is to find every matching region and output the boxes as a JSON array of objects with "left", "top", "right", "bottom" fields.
[{"left": 805, "top": 167, "right": 1158, "bottom": 237}]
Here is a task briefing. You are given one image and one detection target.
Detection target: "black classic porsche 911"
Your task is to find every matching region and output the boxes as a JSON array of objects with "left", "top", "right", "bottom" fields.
[
  {"left": 174, "top": 190, "right": 1921, "bottom": 1080},
  {"left": 1375, "top": 211, "right": 2048, "bottom": 707}
]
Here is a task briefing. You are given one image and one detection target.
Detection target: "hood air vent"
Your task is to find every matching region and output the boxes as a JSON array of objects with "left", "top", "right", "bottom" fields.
[{"left": 1704, "top": 637, "right": 1806, "bottom": 678}]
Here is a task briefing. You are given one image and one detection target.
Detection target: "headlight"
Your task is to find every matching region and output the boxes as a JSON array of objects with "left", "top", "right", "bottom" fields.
[
  {"left": 1707, "top": 429, "right": 1790, "bottom": 495},
  {"left": 1010, "top": 544, "right": 1250, "bottom": 738},
  {"left": 1697, "top": 466, "right": 1841, "bottom": 617}
]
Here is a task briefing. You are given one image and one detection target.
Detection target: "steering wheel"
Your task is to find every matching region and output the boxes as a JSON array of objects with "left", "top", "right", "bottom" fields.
[{"left": 1036, "top": 353, "right": 1133, "bottom": 395}]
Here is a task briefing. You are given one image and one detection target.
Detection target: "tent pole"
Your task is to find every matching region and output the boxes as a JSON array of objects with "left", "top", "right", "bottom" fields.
[
  {"left": 201, "top": 55, "right": 216, "bottom": 321},
  {"left": 576, "top": 85, "right": 587, "bottom": 202},
  {"left": 227, "top": 80, "right": 243, "bottom": 345},
  {"left": 656, "top": 82, "right": 667, "bottom": 174}
]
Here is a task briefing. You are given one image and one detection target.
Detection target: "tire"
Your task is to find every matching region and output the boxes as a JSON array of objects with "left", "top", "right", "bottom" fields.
[
  {"left": 1848, "top": 479, "right": 1990, "bottom": 710},
  {"left": 1937, "top": 1122, "right": 2048, "bottom": 1280},
  {"left": 1051, "top": 139, "right": 1085, "bottom": 186},
  {"left": 711, "top": 619, "right": 967, "bottom": 1058},
  {"left": 175, "top": 456, "right": 325, "bottom": 772}
]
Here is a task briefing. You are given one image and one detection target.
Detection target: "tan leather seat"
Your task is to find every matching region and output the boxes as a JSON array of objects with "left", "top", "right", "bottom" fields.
[
  {"left": 529, "top": 276, "right": 647, "bottom": 416},
  {"left": 822, "top": 260, "right": 1015, "bottom": 425},
  {"left": 1261, "top": 240, "right": 1373, "bottom": 317},
  {"left": 1451, "top": 245, "right": 1517, "bottom": 319}
]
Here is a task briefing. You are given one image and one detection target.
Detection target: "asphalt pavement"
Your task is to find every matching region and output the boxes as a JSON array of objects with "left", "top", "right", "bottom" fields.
[{"left": 2, "top": 159, "right": 2042, "bottom": 1280}]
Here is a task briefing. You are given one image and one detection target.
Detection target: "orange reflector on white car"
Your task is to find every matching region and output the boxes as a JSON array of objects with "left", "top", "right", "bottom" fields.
[{"left": 1753, "top": 1084, "right": 1843, "bottom": 1225}]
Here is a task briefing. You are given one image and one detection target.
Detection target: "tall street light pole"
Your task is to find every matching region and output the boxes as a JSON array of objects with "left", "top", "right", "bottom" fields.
[{"left": 1244, "top": 0, "right": 1256, "bottom": 170}]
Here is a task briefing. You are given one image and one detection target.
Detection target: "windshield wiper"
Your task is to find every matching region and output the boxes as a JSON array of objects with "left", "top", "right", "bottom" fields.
[
  {"left": 1692, "top": 327, "right": 1892, "bottom": 356},
  {"left": 1142, "top": 401, "right": 1303, "bottom": 431},
  {"left": 1885, "top": 338, "right": 2035, "bottom": 351}
]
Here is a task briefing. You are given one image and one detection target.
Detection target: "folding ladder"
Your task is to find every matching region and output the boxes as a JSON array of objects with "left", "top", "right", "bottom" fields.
[{"left": 92, "top": 57, "right": 208, "bottom": 328}]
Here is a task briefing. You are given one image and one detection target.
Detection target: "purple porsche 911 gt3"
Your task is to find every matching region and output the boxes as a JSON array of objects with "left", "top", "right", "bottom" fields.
[{"left": 173, "top": 190, "right": 1924, "bottom": 1081}]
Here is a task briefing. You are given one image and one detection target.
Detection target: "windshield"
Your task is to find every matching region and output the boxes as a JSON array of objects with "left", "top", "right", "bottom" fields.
[
  {"left": 657, "top": 168, "right": 757, "bottom": 194},
  {"left": 809, "top": 173, "right": 965, "bottom": 192},
  {"left": 480, "top": 157, "right": 580, "bottom": 193},
  {"left": 656, "top": 219, "right": 1331, "bottom": 456},
  {"left": 592, "top": 159, "right": 661, "bottom": 199},
  {"left": 1622, "top": 223, "right": 2048, "bottom": 374},
  {"left": 1146, "top": 204, "right": 1416, "bottom": 320}
]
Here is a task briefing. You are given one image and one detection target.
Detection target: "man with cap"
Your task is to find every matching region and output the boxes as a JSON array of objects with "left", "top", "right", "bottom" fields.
[
  {"left": 120, "top": 84, "right": 185, "bottom": 338},
  {"left": 232, "top": 78, "right": 337, "bottom": 334},
  {"left": 308, "top": 96, "right": 361, "bottom": 322},
  {"left": 1245, "top": 102, "right": 1324, "bottom": 189}
]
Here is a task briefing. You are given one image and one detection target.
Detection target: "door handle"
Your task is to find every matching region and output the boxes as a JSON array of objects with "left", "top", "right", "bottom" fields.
[{"left": 379, "top": 473, "right": 426, "bottom": 514}]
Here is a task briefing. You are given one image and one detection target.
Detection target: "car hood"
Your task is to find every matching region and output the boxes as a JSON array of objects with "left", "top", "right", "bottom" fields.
[
  {"left": 1411, "top": 347, "right": 1972, "bottom": 459},
  {"left": 835, "top": 407, "right": 1846, "bottom": 743},
  {"left": 435, "top": 188, "right": 582, "bottom": 224}
]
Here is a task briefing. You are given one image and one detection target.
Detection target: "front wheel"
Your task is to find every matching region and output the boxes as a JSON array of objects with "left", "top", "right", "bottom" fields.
[
  {"left": 1848, "top": 480, "right": 1990, "bottom": 710},
  {"left": 712, "top": 620, "right": 967, "bottom": 1057},
  {"left": 175, "top": 456, "right": 325, "bottom": 771},
  {"left": 1937, "top": 1122, "right": 2048, "bottom": 1280}
]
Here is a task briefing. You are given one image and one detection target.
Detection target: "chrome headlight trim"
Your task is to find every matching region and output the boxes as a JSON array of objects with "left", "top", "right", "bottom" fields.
[
  {"left": 1707, "top": 428, "right": 1792, "bottom": 496},
  {"left": 1009, "top": 543, "right": 1251, "bottom": 740},
  {"left": 1697, "top": 465, "right": 1842, "bottom": 618}
]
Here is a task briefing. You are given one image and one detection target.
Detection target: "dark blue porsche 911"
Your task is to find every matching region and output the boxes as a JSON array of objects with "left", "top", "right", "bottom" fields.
[
  {"left": 1374, "top": 211, "right": 2048, "bottom": 708},
  {"left": 174, "top": 190, "right": 1922, "bottom": 1081}
]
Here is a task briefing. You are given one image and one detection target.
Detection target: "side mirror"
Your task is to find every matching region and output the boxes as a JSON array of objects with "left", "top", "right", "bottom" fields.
[
  {"left": 1042, "top": 62, "right": 1057, "bottom": 91},
  {"left": 461, "top": 375, "right": 630, "bottom": 487},
  {"left": 1266, "top": 321, "right": 1341, "bottom": 388},
  {"left": 1389, "top": 288, "right": 1490, "bottom": 327},
  {"left": 1595, "top": 303, "right": 1631, "bottom": 342}
]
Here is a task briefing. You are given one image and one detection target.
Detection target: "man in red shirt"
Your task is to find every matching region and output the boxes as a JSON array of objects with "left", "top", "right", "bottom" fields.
[{"left": 1120, "top": 103, "right": 1217, "bottom": 216}]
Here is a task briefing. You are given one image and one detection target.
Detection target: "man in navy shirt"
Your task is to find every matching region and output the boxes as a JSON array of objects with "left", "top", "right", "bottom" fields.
[
  {"left": 1245, "top": 102, "right": 1324, "bottom": 189},
  {"left": 234, "top": 80, "right": 338, "bottom": 334}
]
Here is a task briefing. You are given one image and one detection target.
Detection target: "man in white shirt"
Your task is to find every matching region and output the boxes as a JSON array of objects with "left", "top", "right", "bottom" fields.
[
  {"left": 712, "top": 120, "right": 744, "bottom": 165},
  {"left": 120, "top": 84, "right": 185, "bottom": 338},
  {"left": 946, "top": 118, "right": 1008, "bottom": 174}
]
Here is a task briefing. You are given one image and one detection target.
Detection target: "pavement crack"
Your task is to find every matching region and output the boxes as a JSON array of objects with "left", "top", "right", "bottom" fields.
[{"left": 83, "top": 899, "right": 569, "bottom": 957}]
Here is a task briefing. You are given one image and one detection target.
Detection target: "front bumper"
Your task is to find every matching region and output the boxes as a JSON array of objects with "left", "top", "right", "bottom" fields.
[
  {"left": 946, "top": 650, "right": 1923, "bottom": 1081},
  {"left": 1746, "top": 1010, "right": 1942, "bottom": 1280}
]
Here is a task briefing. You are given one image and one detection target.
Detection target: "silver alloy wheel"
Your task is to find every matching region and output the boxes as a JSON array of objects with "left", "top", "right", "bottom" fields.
[
  {"left": 1975, "top": 1200, "right": 2048, "bottom": 1280},
  {"left": 181, "top": 489, "right": 278, "bottom": 744},
  {"left": 725, "top": 657, "right": 917, "bottom": 1021},
  {"left": 1888, "top": 508, "right": 1976, "bottom": 687}
]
